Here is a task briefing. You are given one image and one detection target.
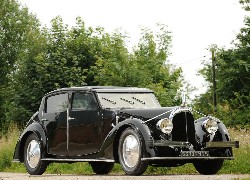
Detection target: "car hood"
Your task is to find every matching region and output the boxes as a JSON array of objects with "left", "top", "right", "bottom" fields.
[{"left": 117, "top": 107, "right": 177, "bottom": 121}]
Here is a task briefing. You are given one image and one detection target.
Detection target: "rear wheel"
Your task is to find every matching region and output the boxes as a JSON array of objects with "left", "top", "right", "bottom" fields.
[
  {"left": 193, "top": 159, "right": 224, "bottom": 175},
  {"left": 89, "top": 162, "right": 114, "bottom": 174},
  {"left": 24, "top": 133, "right": 48, "bottom": 175},
  {"left": 118, "top": 127, "right": 148, "bottom": 175}
]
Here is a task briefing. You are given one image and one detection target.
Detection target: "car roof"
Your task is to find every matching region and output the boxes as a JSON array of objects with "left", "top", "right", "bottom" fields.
[{"left": 45, "top": 86, "right": 154, "bottom": 96}]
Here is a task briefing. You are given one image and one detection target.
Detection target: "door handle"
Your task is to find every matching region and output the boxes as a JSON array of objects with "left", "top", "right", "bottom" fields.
[
  {"left": 68, "top": 117, "right": 75, "bottom": 121},
  {"left": 41, "top": 118, "right": 48, "bottom": 121}
]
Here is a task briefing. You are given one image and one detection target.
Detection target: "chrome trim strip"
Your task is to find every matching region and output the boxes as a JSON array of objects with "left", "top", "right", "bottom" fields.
[
  {"left": 152, "top": 140, "right": 240, "bottom": 149},
  {"left": 144, "top": 107, "right": 193, "bottom": 123},
  {"left": 169, "top": 107, "right": 192, "bottom": 120},
  {"left": 142, "top": 157, "right": 234, "bottom": 161},
  {"left": 153, "top": 140, "right": 190, "bottom": 147},
  {"left": 66, "top": 108, "right": 69, "bottom": 150},
  {"left": 41, "top": 158, "right": 115, "bottom": 162},
  {"left": 144, "top": 109, "right": 174, "bottom": 123},
  {"left": 205, "top": 141, "right": 239, "bottom": 148}
]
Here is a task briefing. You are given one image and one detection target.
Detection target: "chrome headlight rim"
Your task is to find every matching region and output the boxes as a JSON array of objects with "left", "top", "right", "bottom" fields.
[
  {"left": 156, "top": 118, "right": 173, "bottom": 134},
  {"left": 202, "top": 118, "right": 219, "bottom": 134}
]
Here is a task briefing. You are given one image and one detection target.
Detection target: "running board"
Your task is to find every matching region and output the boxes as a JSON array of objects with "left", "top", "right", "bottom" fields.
[{"left": 41, "top": 158, "right": 115, "bottom": 163}]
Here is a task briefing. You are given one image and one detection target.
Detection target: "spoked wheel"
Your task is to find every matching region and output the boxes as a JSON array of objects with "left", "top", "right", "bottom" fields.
[
  {"left": 24, "top": 133, "right": 48, "bottom": 175},
  {"left": 193, "top": 159, "right": 224, "bottom": 175},
  {"left": 89, "top": 162, "right": 114, "bottom": 174},
  {"left": 118, "top": 127, "right": 148, "bottom": 175}
]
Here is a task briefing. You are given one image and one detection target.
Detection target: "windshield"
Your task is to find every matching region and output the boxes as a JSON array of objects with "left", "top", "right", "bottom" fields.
[{"left": 97, "top": 92, "right": 161, "bottom": 108}]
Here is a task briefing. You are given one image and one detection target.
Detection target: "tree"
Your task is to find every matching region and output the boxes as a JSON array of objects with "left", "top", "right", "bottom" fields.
[
  {"left": 0, "top": 0, "right": 38, "bottom": 84},
  {"left": 240, "top": 0, "right": 250, "bottom": 11},
  {"left": 196, "top": 4, "right": 250, "bottom": 127},
  {"left": 3, "top": 17, "right": 107, "bottom": 126},
  {"left": 92, "top": 24, "right": 183, "bottom": 106},
  {"left": 0, "top": 0, "right": 40, "bottom": 130},
  {"left": 1, "top": 2, "right": 185, "bottom": 131}
]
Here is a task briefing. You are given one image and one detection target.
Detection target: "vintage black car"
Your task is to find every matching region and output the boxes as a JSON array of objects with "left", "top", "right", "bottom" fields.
[{"left": 13, "top": 86, "right": 239, "bottom": 175}]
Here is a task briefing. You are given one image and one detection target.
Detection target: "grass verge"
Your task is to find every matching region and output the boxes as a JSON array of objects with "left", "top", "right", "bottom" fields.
[{"left": 0, "top": 126, "right": 249, "bottom": 174}]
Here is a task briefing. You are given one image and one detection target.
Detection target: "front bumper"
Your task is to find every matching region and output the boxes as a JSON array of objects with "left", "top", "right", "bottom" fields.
[
  {"left": 145, "top": 140, "right": 239, "bottom": 161},
  {"left": 142, "top": 156, "right": 235, "bottom": 161},
  {"left": 205, "top": 141, "right": 239, "bottom": 148},
  {"left": 149, "top": 140, "right": 239, "bottom": 149}
]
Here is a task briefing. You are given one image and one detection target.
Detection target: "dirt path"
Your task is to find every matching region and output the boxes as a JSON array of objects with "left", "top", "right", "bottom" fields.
[{"left": 0, "top": 173, "right": 250, "bottom": 180}]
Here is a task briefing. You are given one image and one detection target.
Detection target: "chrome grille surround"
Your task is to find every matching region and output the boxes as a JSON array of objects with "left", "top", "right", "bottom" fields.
[{"left": 170, "top": 109, "right": 197, "bottom": 149}]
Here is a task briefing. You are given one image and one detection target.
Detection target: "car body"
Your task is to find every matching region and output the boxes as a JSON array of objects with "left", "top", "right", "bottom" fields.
[{"left": 13, "top": 86, "right": 239, "bottom": 175}]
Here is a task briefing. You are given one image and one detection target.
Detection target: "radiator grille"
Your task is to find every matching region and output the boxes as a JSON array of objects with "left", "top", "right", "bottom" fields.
[{"left": 172, "top": 112, "right": 196, "bottom": 149}]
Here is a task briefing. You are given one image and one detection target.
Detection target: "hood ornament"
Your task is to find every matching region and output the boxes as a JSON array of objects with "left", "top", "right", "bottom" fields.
[{"left": 181, "top": 91, "right": 186, "bottom": 107}]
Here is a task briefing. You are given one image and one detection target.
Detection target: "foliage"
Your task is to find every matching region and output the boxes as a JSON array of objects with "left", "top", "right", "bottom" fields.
[
  {"left": 0, "top": 0, "right": 40, "bottom": 130},
  {"left": 0, "top": 0, "right": 184, "bottom": 130},
  {"left": 240, "top": 0, "right": 250, "bottom": 11},
  {"left": 0, "top": 0, "right": 38, "bottom": 84},
  {"left": 0, "top": 124, "right": 20, "bottom": 171},
  {"left": 2, "top": 16, "right": 106, "bottom": 127},
  {"left": 195, "top": 6, "right": 250, "bottom": 127},
  {"left": 92, "top": 25, "right": 183, "bottom": 106}
]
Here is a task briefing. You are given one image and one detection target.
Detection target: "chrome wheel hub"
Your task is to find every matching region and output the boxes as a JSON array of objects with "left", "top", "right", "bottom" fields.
[
  {"left": 26, "top": 140, "right": 41, "bottom": 168},
  {"left": 122, "top": 134, "right": 140, "bottom": 168}
]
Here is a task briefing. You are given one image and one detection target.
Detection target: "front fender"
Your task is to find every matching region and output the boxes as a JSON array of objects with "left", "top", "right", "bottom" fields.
[
  {"left": 195, "top": 117, "right": 231, "bottom": 145},
  {"left": 98, "top": 118, "right": 155, "bottom": 160},
  {"left": 13, "top": 122, "right": 47, "bottom": 162}
]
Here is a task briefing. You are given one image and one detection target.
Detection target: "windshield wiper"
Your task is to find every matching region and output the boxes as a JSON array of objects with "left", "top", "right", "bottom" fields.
[
  {"left": 102, "top": 97, "right": 117, "bottom": 105},
  {"left": 132, "top": 97, "right": 146, "bottom": 105}
]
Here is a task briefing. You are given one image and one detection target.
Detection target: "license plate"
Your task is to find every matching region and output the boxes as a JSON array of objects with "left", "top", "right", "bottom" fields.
[{"left": 180, "top": 151, "right": 209, "bottom": 157}]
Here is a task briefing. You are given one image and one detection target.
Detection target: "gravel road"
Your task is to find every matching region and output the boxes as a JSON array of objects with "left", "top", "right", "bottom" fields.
[{"left": 0, "top": 173, "right": 250, "bottom": 180}]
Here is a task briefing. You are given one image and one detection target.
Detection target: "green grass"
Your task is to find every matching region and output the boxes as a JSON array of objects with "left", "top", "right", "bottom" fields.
[
  {"left": 0, "top": 126, "right": 249, "bottom": 175},
  {"left": 0, "top": 124, "right": 26, "bottom": 173}
]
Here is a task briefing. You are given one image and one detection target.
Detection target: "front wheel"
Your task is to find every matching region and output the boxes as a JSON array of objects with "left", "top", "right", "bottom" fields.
[
  {"left": 118, "top": 127, "right": 148, "bottom": 175},
  {"left": 193, "top": 159, "right": 224, "bottom": 175},
  {"left": 24, "top": 133, "right": 48, "bottom": 175}
]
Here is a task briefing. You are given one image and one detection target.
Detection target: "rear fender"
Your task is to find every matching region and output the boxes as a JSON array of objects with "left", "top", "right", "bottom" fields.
[{"left": 13, "top": 122, "right": 47, "bottom": 162}]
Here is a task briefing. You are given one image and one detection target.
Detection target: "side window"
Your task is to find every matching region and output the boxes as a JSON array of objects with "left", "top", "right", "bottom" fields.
[
  {"left": 46, "top": 93, "right": 68, "bottom": 113},
  {"left": 72, "top": 93, "right": 98, "bottom": 110}
]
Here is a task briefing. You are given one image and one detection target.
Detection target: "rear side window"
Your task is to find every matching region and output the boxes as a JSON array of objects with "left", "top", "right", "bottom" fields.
[{"left": 46, "top": 93, "right": 68, "bottom": 113}]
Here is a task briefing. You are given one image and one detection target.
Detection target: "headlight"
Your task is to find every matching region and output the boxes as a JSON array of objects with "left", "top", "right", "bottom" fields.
[
  {"left": 202, "top": 118, "right": 218, "bottom": 134},
  {"left": 156, "top": 118, "right": 173, "bottom": 134}
]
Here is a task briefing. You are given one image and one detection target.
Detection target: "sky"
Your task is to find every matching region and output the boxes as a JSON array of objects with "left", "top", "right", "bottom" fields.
[{"left": 18, "top": 0, "right": 248, "bottom": 97}]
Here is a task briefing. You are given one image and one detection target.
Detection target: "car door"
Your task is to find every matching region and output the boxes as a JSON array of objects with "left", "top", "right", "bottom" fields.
[
  {"left": 68, "top": 91, "right": 102, "bottom": 156},
  {"left": 42, "top": 92, "right": 69, "bottom": 155}
]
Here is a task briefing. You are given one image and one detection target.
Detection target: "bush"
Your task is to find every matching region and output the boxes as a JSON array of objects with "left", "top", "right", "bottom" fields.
[{"left": 0, "top": 124, "right": 20, "bottom": 171}]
